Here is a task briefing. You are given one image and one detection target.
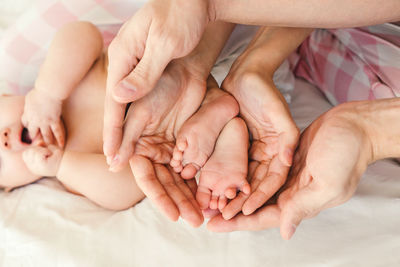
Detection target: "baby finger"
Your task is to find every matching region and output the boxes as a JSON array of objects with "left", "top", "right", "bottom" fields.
[
  {"left": 40, "top": 125, "right": 54, "bottom": 145},
  {"left": 51, "top": 121, "right": 65, "bottom": 148}
]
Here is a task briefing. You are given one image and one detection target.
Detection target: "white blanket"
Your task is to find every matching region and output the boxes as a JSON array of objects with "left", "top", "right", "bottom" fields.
[{"left": 1, "top": 1, "right": 400, "bottom": 267}]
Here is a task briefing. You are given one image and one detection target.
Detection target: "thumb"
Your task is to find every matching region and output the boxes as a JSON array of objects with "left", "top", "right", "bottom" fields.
[
  {"left": 279, "top": 185, "right": 324, "bottom": 240},
  {"left": 112, "top": 44, "right": 173, "bottom": 103},
  {"left": 278, "top": 128, "right": 299, "bottom": 167},
  {"left": 266, "top": 91, "right": 299, "bottom": 167}
]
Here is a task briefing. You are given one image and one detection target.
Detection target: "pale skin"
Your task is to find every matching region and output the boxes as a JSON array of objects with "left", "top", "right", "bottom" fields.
[
  {"left": 1, "top": 22, "right": 144, "bottom": 211},
  {"left": 169, "top": 76, "right": 251, "bottom": 211},
  {"left": 103, "top": 0, "right": 399, "bottom": 233},
  {"left": 12, "top": 21, "right": 249, "bottom": 226},
  {"left": 104, "top": 0, "right": 400, "bottom": 160},
  {"left": 104, "top": 20, "right": 236, "bottom": 224},
  {"left": 208, "top": 99, "right": 400, "bottom": 240},
  {"left": 204, "top": 24, "right": 400, "bottom": 239},
  {"left": 220, "top": 27, "right": 311, "bottom": 220}
]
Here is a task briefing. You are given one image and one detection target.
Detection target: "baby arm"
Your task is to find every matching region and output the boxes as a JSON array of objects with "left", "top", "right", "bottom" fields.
[
  {"left": 57, "top": 151, "right": 145, "bottom": 211},
  {"left": 23, "top": 146, "right": 144, "bottom": 210},
  {"left": 22, "top": 21, "right": 103, "bottom": 146}
]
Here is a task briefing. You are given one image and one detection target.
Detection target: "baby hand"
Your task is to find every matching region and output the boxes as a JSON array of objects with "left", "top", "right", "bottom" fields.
[
  {"left": 22, "top": 145, "right": 64, "bottom": 177},
  {"left": 22, "top": 89, "right": 65, "bottom": 147}
]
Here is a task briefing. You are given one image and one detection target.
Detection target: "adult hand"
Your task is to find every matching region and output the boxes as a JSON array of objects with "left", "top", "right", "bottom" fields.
[
  {"left": 131, "top": 138, "right": 203, "bottom": 227},
  {"left": 208, "top": 102, "right": 374, "bottom": 239},
  {"left": 107, "top": 58, "right": 208, "bottom": 227},
  {"left": 104, "top": 0, "right": 212, "bottom": 161},
  {"left": 220, "top": 51, "right": 299, "bottom": 220}
]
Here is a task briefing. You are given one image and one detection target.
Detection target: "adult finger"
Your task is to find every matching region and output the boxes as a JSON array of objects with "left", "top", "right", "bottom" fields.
[
  {"left": 109, "top": 107, "right": 148, "bottom": 172},
  {"left": 130, "top": 155, "right": 179, "bottom": 221},
  {"left": 135, "top": 140, "right": 173, "bottom": 165},
  {"left": 207, "top": 204, "right": 280, "bottom": 232},
  {"left": 185, "top": 178, "right": 198, "bottom": 197},
  {"left": 279, "top": 184, "right": 326, "bottom": 240},
  {"left": 269, "top": 102, "right": 299, "bottom": 166},
  {"left": 104, "top": 33, "right": 137, "bottom": 162},
  {"left": 221, "top": 161, "right": 259, "bottom": 220},
  {"left": 242, "top": 156, "right": 289, "bottom": 215},
  {"left": 113, "top": 40, "right": 174, "bottom": 103},
  {"left": 154, "top": 163, "right": 203, "bottom": 227},
  {"left": 103, "top": 92, "right": 126, "bottom": 164},
  {"left": 170, "top": 169, "right": 204, "bottom": 227},
  {"left": 278, "top": 128, "right": 299, "bottom": 167}
]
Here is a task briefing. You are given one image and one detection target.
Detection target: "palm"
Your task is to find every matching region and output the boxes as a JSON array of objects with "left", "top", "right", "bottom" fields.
[
  {"left": 134, "top": 61, "right": 206, "bottom": 141},
  {"left": 122, "top": 60, "right": 207, "bottom": 227},
  {"left": 220, "top": 74, "right": 296, "bottom": 219}
]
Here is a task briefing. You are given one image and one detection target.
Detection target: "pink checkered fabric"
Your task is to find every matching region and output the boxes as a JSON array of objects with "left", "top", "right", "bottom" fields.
[
  {"left": 294, "top": 24, "right": 400, "bottom": 105},
  {"left": 0, "top": 0, "right": 146, "bottom": 95}
]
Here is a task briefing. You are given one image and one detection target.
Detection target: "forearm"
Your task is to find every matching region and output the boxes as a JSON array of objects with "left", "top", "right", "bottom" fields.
[
  {"left": 243, "top": 27, "right": 312, "bottom": 73},
  {"left": 179, "top": 21, "right": 235, "bottom": 79},
  {"left": 210, "top": 0, "right": 400, "bottom": 28},
  {"left": 361, "top": 98, "right": 400, "bottom": 161},
  {"left": 35, "top": 22, "right": 103, "bottom": 101},
  {"left": 57, "top": 151, "right": 144, "bottom": 210}
]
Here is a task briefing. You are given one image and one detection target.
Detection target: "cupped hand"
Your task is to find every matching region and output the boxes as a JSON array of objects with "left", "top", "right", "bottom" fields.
[
  {"left": 277, "top": 102, "right": 373, "bottom": 239},
  {"left": 104, "top": 0, "right": 212, "bottom": 159},
  {"left": 106, "top": 59, "right": 208, "bottom": 227},
  {"left": 108, "top": 60, "right": 206, "bottom": 170},
  {"left": 22, "top": 89, "right": 65, "bottom": 147},
  {"left": 220, "top": 60, "right": 299, "bottom": 220},
  {"left": 208, "top": 102, "right": 373, "bottom": 239}
]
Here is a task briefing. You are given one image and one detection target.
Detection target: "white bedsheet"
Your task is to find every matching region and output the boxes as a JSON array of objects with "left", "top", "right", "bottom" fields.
[
  {"left": 1, "top": 2, "right": 400, "bottom": 267},
  {"left": 1, "top": 79, "right": 399, "bottom": 267}
]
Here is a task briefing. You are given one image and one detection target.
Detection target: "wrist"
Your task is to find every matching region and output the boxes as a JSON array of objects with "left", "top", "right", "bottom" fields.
[
  {"left": 326, "top": 102, "right": 375, "bottom": 165},
  {"left": 176, "top": 54, "right": 212, "bottom": 81},
  {"left": 177, "top": 21, "right": 235, "bottom": 80},
  {"left": 332, "top": 99, "right": 400, "bottom": 164},
  {"left": 360, "top": 98, "right": 400, "bottom": 162},
  {"left": 33, "top": 86, "right": 64, "bottom": 105}
]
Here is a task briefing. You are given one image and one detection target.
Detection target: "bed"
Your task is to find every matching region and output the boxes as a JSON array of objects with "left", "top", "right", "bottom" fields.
[{"left": 1, "top": 1, "right": 400, "bottom": 266}]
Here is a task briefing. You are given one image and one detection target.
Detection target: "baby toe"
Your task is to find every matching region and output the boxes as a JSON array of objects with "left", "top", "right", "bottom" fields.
[
  {"left": 181, "top": 163, "right": 200, "bottom": 179},
  {"left": 170, "top": 159, "right": 181, "bottom": 168},
  {"left": 196, "top": 186, "right": 211, "bottom": 210},
  {"left": 172, "top": 148, "right": 183, "bottom": 161},
  {"left": 210, "top": 195, "right": 219, "bottom": 210},
  {"left": 224, "top": 187, "right": 237, "bottom": 199},
  {"left": 176, "top": 137, "right": 188, "bottom": 152},
  {"left": 218, "top": 196, "right": 227, "bottom": 211},
  {"left": 240, "top": 182, "right": 251, "bottom": 195}
]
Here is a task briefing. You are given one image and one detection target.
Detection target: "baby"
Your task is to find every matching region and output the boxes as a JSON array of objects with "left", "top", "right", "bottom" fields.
[{"left": 1, "top": 21, "right": 250, "bottom": 214}]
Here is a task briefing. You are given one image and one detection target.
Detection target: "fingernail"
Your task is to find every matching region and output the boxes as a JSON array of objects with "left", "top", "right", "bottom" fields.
[
  {"left": 106, "top": 156, "right": 112, "bottom": 165},
  {"left": 111, "top": 154, "right": 119, "bottom": 164},
  {"left": 286, "top": 224, "right": 297, "bottom": 240},
  {"left": 242, "top": 208, "right": 251, "bottom": 216},
  {"left": 120, "top": 80, "right": 136, "bottom": 92},
  {"left": 109, "top": 155, "right": 120, "bottom": 172}
]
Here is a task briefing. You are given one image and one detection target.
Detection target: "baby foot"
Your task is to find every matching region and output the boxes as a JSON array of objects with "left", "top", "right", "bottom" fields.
[
  {"left": 170, "top": 80, "right": 239, "bottom": 179},
  {"left": 196, "top": 117, "right": 250, "bottom": 211}
]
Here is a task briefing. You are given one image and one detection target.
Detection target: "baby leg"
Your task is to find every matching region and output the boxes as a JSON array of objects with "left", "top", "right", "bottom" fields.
[
  {"left": 196, "top": 117, "right": 250, "bottom": 211},
  {"left": 170, "top": 76, "right": 239, "bottom": 179}
]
